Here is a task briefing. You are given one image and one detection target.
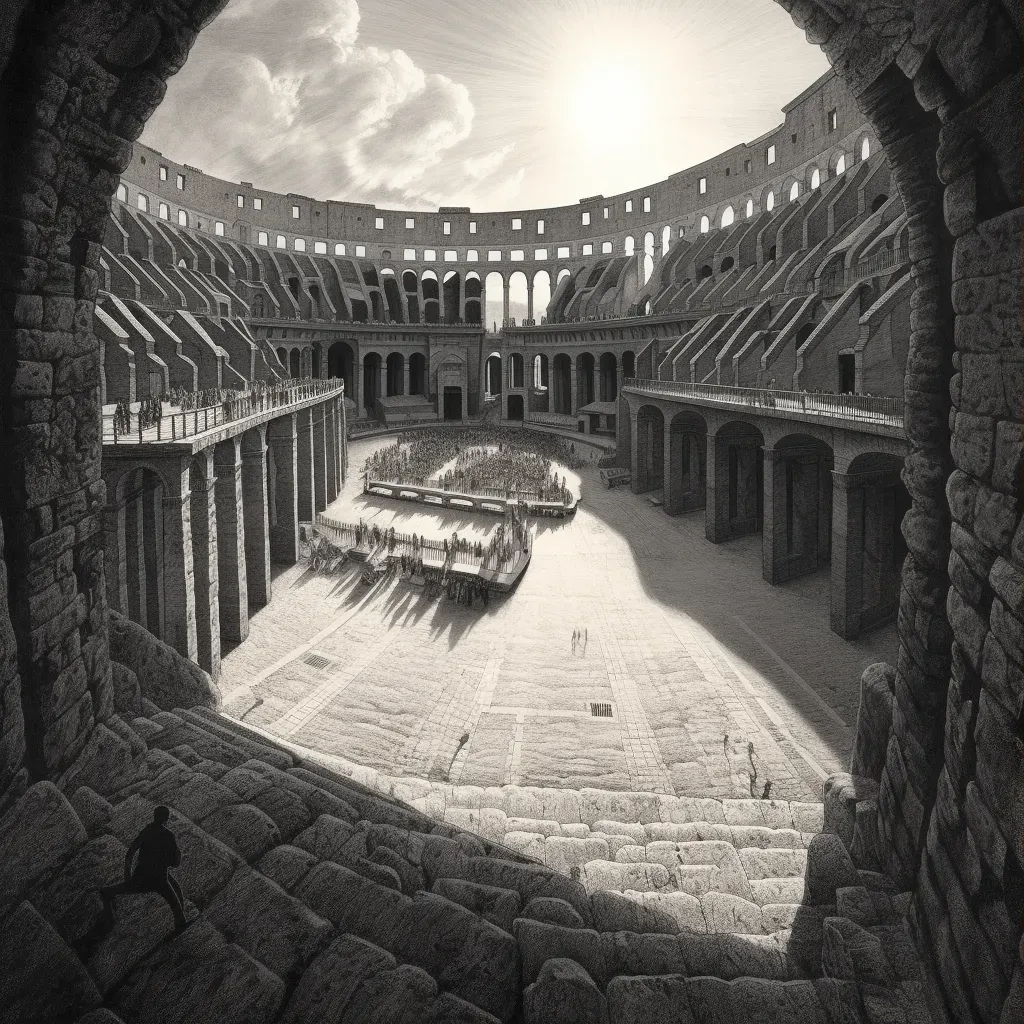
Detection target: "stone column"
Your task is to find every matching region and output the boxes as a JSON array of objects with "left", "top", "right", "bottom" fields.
[
  {"left": 161, "top": 460, "right": 198, "bottom": 663},
  {"left": 125, "top": 488, "right": 147, "bottom": 629},
  {"left": 503, "top": 289, "right": 510, "bottom": 327},
  {"left": 403, "top": 358, "right": 410, "bottom": 397},
  {"left": 663, "top": 419, "right": 680, "bottom": 514},
  {"left": 296, "top": 407, "right": 315, "bottom": 522},
  {"left": 103, "top": 501, "right": 128, "bottom": 616},
  {"left": 324, "top": 400, "right": 338, "bottom": 503},
  {"left": 267, "top": 413, "right": 299, "bottom": 564},
  {"left": 241, "top": 424, "right": 272, "bottom": 612},
  {"left": 354, "top": 360, "right": 364, "bottom": 420},
  {"left": 831, "top": 471, "right": 865, "bottom": 640},
  {"left": 527, "top": 287, "right": 534, "bottom": 323},
  {"left": 312, "top": 405, "right": 327, "bottom": 513},
  {"left": 214, "top": 437, "right": 249, "bottom": 643},
  {"left": 143, "top": 482, "right": 165, "bottom": 637},
  {"left": 189, "top": 451, "right": 220, "bottom": 678},
  {"left": 761, "top": 446, "right": 786, "bottom": 584},
  {"left": 569, "top": 361, "right": 578, "bottom": 416},
  {"left": 705, "top": 432, "right": 731, "bottom": 543},
  {"left": 339, "top": 397, "right": 348, "bottom": 485}
]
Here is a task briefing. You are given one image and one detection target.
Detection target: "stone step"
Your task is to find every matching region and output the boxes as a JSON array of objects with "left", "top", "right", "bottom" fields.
[
  {"left": 293, "top": 859, "right": 520, "bottom": 1021},
  {"left": 180, "top": 706, "right": 295, "bottom": 769},
  {"left": 0, "top": 900, "right": 103, "bottom": 1022}
]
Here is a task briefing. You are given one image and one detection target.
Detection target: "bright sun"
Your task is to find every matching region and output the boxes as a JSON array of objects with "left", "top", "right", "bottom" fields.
[{"left": 568, "top": 63, "right": 650, "bottom": 142}]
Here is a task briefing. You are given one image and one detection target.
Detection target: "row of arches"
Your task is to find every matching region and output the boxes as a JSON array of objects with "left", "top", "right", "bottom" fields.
[
  {"left": 631, "top": 402, "right": 909, "bottom": 638},
  {"left": 696, "top": 137, "right": 874, "bottom": 233},
  {"left": 484, "top": 350, "right": 636, "bottom": 415}
]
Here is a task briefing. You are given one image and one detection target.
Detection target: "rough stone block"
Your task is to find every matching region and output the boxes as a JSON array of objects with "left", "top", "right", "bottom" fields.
[
  {"left": 202, "top": 802, "right": 281, "bottom": 862},
  {"left": 257, "top": 844, "right": 318, "bottom": 892},
  {"left": 514, "top": 918, "right": 606, "bottom": 988},
  {"left": 434, "top": 878, "right": 522, "bottom": 933},
  {"left": 112, "top": 919, "right": 286, "bottom": 1024},
  {"left": 522, "top": 958, "right": 608, "bottom": 1024},
  {"left": 0, "top": 901, "right": 102, "bottom": 1021},
  {"left": 699, "top": 891, "right": 765, "bottom": 934},
  {"left": 520, "top": 895, "right": 585, "bottom": 929},
  {"left": 204, "top": 866, "right": 333, "bottom": 980},
  {"left": 605, "top": 974, "right": 696, "bottom": 1024},
  {"left": 805, "top": 833, "right": 861, "bottom": 905},
  {"left": 0, "top": 781, "right": 87, "bottom": 916},
  {"left": 591, "top": 888, "right": 680, "bottom": 934},
  {"left": 852, "top": 664, "right": 896, "bottom": 781},
  {"left": 543, "top": 835, "right": 610, "bottom": 873},
  {"left": 109, "top": 611, "right": 219, "bottom": 711},
  {"left": 579, "top": 859, "right": 670, "bottom": 894}
]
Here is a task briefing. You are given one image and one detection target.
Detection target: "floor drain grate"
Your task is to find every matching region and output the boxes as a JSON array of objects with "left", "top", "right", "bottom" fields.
[
  {"left": 302, "top": 653, "right": 332, "bottom": 671},
  {"left": 590, "top": 702, "right": 613, "bottom": 718}
]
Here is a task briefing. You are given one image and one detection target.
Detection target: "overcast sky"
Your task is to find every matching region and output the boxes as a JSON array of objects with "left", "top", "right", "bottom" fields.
[{"left": 142, "top": 0, "right": 830, "bottom": 212}]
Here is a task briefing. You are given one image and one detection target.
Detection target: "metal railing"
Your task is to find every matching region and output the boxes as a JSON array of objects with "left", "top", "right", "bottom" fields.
[
  {"left": 623, "top": 378, "right": 904, "bottom": 427},
  {"left": 102, "top": 378, "right": 344, "bottom": 445}
]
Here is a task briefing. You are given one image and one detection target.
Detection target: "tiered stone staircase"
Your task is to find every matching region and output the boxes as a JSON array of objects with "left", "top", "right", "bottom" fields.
[{"left": 0, "top": 706, "right": 936, "bottom": 1023}]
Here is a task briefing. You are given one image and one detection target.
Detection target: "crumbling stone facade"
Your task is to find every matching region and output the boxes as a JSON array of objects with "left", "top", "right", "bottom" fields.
[{"left": 0, "top": 1, "right": 1020, "bottom": 1022}]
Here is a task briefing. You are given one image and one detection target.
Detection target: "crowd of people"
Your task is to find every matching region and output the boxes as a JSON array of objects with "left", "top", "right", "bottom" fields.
[
  {"left": 362, "top": 427, "right": 585, "bottom": 499},
  {"left": 109, "top": 378, "right": 323, "bottom": 436}
]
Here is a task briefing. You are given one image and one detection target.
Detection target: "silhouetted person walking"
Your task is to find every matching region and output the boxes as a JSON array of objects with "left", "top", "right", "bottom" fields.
[{"left": 100, "top": 806, "right": 189, "bottom": 931}]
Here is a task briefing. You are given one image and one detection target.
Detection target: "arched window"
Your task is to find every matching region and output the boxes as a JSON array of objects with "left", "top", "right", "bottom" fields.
[
  {"left": 294, "top": 238, "right": 306, "bottom": 252},
  {"left": 624, "top": 235, "right": 635, "bottom": 256},
  {"left": 643, "top": 254, "right": 653, "bottom": 284},
  {"left": 699, "top": 215, "right": 710, "bottom": 234},
  {"left": 643, "top": 232, "right": 655, "bottom": 256},
  {"left": 115, "top": 183, "right": 127, "bottom": 202},
  {"left": 789, "top": 181, "right": 799, "bottom": 201},
  {"left": 766, "top": 191, "right": 775, "bottom": 212},
  {"left": 214, "top": 221, "right": 224, "bottom": 236},
  {"left": 661, "top": 225, "right": 671, "bottom": 255},
  {"left": 836, "top": 154, "right": 846, "bottom": 175},
  {"left": 601, "top": 241, "right": 612, "bottom": 254},
  {"left": 158, "top": 203, "right": 169, "bottom": 220},
  {"left": 745, "top": 199, "right": 753, "bottom": 218},
  {"left": 720, "top": 206, "right": 734, "bottom": 228},
  {"left": 177, "top": 209, "right": 188, "bottom": 227},
  {"left": 334, "top": 243, "right": 346, "bottom": 256},
  {"left": 810, "top": 168, "right": 820, "bottom": 189},
  {"left": 136, "top": 194, "right": 149, "bottom": 213},
  {"left": 861, "top": 138, "right": 870, "bottom": 160}
]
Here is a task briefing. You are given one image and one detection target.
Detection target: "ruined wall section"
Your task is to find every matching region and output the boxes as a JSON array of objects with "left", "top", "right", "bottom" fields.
[{"left": 0, "top": 1, "right": 228, "bottom": 798}]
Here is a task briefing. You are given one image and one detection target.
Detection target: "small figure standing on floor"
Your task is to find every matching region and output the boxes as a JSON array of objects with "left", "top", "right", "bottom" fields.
[
  {"left": 100, "top": 805, "right": 190, "bottom": 932},
  {"left": 572, "top": 628, "right": 578, "bottom": 653}
]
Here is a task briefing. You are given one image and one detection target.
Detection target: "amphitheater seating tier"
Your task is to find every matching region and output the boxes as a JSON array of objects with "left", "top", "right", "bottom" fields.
[{"left": 0, "top": 702, "right": 935, "bottom": 1023}]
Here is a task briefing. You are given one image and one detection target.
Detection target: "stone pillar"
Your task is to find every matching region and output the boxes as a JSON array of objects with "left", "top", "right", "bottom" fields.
[
  {"left": 189, "top": 451, "right": 220, "bottom": 678},
  {"left": 502, "top": 289, "right": 510, "bottom": 326},
  {"left": 705, "top": 431, "right": 731, "bottom": 543},
  {"left": 403, "top": 358, "right": 410, "bottom": 397},
  {"left": 830, "top": 471, "right": 864, "bottom": 640},
  {"left": 761, "top": 446, "right": 786, "bottom": 584},
  {"left": 527, "top": 286, "right": 534, "bottom": 323},
  {"left": 161, "top": 460, "right": 198, "bottom": 663},
  {"left": 125, "top": 488, "right": 147, "bottom": 629},
  {"left": 241, "top": 424, "right": 272, "bottom": 612},
  {"left": 103, "top": 502, "right": 128, "bottom": 616},
  {"left": 339, "top": 398, "right": 348, "bottom": 485},
  {"left": 762, "top": 446, "right": 821, "bottom": 585},
  {"left": 267, "top": 413, "right": 299, "bottom": 564},
  {"left": 214, "top": 437, "right": 248, "bottom": 644},
  {"left": 143, "top": 482, "right": 165, "bottom": 637},
  {"left": 324, "top": 400, "right": 339, "bottom": 503},
  {"left": 296, "top": 407, "right": 315, "bottom": 522},
  {"left": 312, "top": 405, "right": 327, "bottom": 513},
  {"left": 354, "top": 361, "right": 364, "bottom": 420},
  {"left": 663, "top": 419, "right": 680, "bottom": 514},
  {"left": 569, "top": 361, "right": 578, "bottom": 416}
]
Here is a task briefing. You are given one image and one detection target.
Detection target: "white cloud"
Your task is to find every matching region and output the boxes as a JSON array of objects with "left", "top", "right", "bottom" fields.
[{"left": 143, "top": 0, "right": 513, "bottom": 207}]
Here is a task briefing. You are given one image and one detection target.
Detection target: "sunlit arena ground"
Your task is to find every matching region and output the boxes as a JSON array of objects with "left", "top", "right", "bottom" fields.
[{"left": 219, "top": 430, "right": 897, "bottom": 804}]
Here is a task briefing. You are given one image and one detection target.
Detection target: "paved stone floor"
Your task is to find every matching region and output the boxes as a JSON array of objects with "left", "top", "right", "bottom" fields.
[{"left": 220, "top": 435, "right": 897, "bottom": 803}]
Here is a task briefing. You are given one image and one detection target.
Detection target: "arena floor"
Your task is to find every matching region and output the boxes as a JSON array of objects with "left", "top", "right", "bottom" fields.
[{"left": 219, "top": 433, "right": 897, "bottom": 803}]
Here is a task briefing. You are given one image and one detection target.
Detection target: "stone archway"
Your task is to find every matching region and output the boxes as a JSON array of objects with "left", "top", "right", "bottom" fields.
[{"left": 0, "top": 9, "right": 1020, "bottom": 1022}]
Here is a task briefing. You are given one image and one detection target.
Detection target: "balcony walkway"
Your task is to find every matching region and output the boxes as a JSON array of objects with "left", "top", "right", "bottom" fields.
[{"left": 623, "top": 379, "right": 905, "bottom": 438}]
